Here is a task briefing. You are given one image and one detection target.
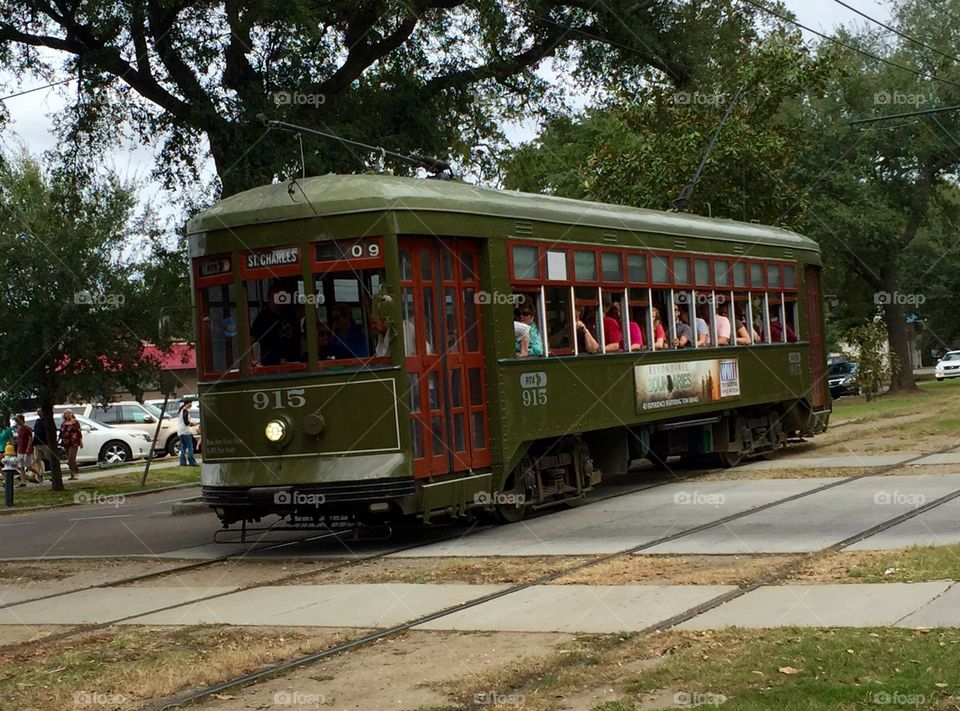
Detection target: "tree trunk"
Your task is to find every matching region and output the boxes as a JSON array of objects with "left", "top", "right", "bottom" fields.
[
  {"left": 880, "top": 265, "right": 918, "bottom": 393},
  {"left": 40, "top": 400, "right": 65, "bottom": 492}
]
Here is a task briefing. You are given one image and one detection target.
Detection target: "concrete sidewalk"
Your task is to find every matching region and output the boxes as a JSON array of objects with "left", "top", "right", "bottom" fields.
[
  {"left": 740, "top": 453, "right": 960, "bottom": 470},
  {"left": 1, "top": 581, "right": 957, "bottom": 631}
]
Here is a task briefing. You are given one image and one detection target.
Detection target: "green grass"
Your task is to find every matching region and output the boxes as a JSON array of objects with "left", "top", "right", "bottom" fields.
[
  {"left": 830, "top": 378, "right": 960, "bottom": 423},
  {"left": 626, "top": 628, "right": 960, "bottom": 710},
  {"left": 2, "top": 465, "right": 200, "bottom": 508},
  {"left": 845, "top": 544, "right": 960, "bottom": 583}
]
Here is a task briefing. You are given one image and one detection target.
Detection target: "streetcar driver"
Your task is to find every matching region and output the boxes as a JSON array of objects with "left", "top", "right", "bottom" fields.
[{"left": 251, "top": 283, "right": 299, "bottom": 365}]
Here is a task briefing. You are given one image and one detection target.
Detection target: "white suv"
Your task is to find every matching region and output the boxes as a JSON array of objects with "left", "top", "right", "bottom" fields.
[{"left": 55, "top": 401, "right": 181, "bottom": 457}]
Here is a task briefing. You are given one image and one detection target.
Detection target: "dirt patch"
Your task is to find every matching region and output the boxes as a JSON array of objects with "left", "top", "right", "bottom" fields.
[
  {"left": 885, "top": 463, "right": 960, "bottom": 476},
  {"left": 0, "top": 558, "right": 187, "bottom": 590},
  {"left": 188, "top": 630, "right": 574, "bottom": 711},
  {"left": 696, "top": 466, "right": 871, "bottom": 481},
  {"left": 0, "top": 625, "right": 354, "bottom": 710},
  {"left": 553, "top": 554, "right": 795, "bottom": 586}
]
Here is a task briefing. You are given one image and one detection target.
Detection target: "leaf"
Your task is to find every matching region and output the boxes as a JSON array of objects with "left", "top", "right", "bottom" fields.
[{"left": 778, "top": 666, "right": 802, "bottom": 675}]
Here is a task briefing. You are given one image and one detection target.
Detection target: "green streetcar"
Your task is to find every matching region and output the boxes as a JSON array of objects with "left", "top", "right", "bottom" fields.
[{"left": 189, "top": 175, "right": 830, "bottom": 528}]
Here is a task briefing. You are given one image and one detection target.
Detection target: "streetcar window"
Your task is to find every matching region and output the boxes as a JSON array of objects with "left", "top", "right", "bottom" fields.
[
  {"left": 306, "top": 269, "right": 387, "bottom": 364},
  {"left": 695, "top": 259, "right": 711, "bottom": 286},
  {"left": 714, "top": 260, "right": 731, "bottom": 286},
  {"left": 546, "top": 250, "right": 567, "bottom": 280},
  {"left": 673, "top": 258, "right": 691, "bottom": 285},
  {"left": 199, "top": 283, "right": 239, "bottom": 374},
  {"left": 751, "top": 263, "right": 764, "bottom": 288},
  {"left": 601, "top": 252, "right": 623, "bottom": 282},
  {"left": 652, "top": 291, "right": 672, "bottom": 348},
  {"left": 767, "top": 264, "right": 781, "bottom": 289},
  {"left": 784, "top": 265, "right": 797, "bottom": 289},
  {"left": 246, "top": 277, "right": 306, "bottom": 367},
  {"left": 786, "top": 300, "right": 800, "bottom": 341},
  {"left": 512, "top": 245, "right": 539, "bottom": 279},
  {"left": 574, "top": 251, "right": 596, "bottom": 281},
  {"left": 601, "top": 290, "right": 628, "bottom": 353},
  {"left": 733, "top": 262, "right": 747, "bottom": 287},
  {"left": 545, "top": 287, "right": 572, "bottom": 352},
  {"left": 627, "top": 254, "right": 648, "bottom": 283},
  {"left": 574, "top": 287, "right": 600, "bottom": 355},
  {"left": 732, "top": 293, "right": 757, "bottom": 345},
  {"left": 652, "top": 256, "right": 669, "bottom": 283}
]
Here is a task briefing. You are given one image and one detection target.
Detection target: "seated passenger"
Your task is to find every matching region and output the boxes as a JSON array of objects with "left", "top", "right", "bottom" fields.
[
  {"left": 515, "top": 304, "right": 544, "bottom": 356},
  {"left": 769, "top": 307, "right": 798, "bottom": 342},
  {"left": 575, "top": 305, "right": 600, "bottom": 354},
  {"left": 651, "top": 307, "right": 668, "bottom": 350},
  {"left": 628, "top": 315, "right": 645, "bottom": 351},
  {"left": 735, "top": 315, "right": 760, "bottom": 345},
  {"left": 693, "top": 311, "right": 710, "bottom": 347},
  {"left": 251, "top": 284, "right": 299, "bottom": 365},
  {"left": 547, "top": 318, "right": 569, "bottom": 349},
  {"left": 370, "top": 313, "right": 392, "bottom": 357},
  {"left": 329, "top": 305, "right": 369, "bottom": 359},
  {"left": 514, "top": 319, "right": 531, "bottom": 357},
  {"left": 602, "top": 302, "right": 625, "bottom": 352},
  {"left": 714, "top": 304, "right": 732, "bottom": 346},
  {"left": 672, "top": 305, "right": 694, "bottom": 348}
]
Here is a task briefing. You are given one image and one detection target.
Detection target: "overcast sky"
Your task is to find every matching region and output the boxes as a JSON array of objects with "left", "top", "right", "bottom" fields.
[{"left": 0, "top": 0, "right": 891, "bottom": 212}]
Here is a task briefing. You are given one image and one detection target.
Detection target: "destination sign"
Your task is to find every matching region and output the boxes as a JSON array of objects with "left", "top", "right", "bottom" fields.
[
  {"left": 246, "top": 246, "right": 300, "bottom": 269},
  {"left": 199, "top": 256, "right": 231, "bottom": 276}
]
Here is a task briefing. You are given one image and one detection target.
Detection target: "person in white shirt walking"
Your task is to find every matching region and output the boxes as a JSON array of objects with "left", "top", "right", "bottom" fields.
[{"left": 176, "top": 401, "right": 198, "bottom": 467}]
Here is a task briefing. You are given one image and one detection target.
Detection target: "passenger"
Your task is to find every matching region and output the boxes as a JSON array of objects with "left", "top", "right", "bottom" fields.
[
  {"left": 575, "top": 305, "right": 600, "bottom": 354},
  {"left": 628, "top": 312, "right": 645, "bottom": 351},
  {"left": 329, "top": 305, "right": 369, "bottom": 358},
  {"left": 672, "top": 305, "right": 694, "bottom": 348},
  {"left": 317, "top": 322, "right": 336, "bottom": 359},
  {"left": 769, "top": 306, "right": 798, "bottom": 342},
  {"left": 515, "top": 304, "right": 544, "bottom": 356},
  {"left": 370, "top": 314, "right": 392, "bottom": 357},
  {"left": 651, "top": 307, "right": 668, "bottom": 350},
  {"left": 547, "top": 318, "right": 569, "bottom": 349},
  {"left": 715, "top": 303, "right": 733, "bottom": 346},
  {"left": 735, "top": 314, "right": 760, "bottom": 345},
  {"left": 692, "top": 309, "right": 710, "bottom": 346},
  {"left": 602, "top": 302, "right": 624, "bottom": 352},
  {"left": 251, "top": 284, "right": 298, "bottom": 365},
  {"left": 514, "top": 319, "right": 530, "bottom": 357}
]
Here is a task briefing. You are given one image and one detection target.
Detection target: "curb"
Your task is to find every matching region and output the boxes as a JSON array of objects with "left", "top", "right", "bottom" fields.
[{"left": 0, "top": 482, "right": 201, "bottom": 517}]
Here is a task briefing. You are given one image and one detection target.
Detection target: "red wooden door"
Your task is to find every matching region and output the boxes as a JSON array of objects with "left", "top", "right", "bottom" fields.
[
  {"left": 399, "top": 238, "right": 490, "bottom": 477},
  {"left": 804, "top": 265, "right": 829, "bottom": 408}
]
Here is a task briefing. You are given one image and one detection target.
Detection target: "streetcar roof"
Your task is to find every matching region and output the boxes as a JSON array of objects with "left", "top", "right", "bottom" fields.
[{"left": 188, "top": 174, "right": 819, "bottom": 253}]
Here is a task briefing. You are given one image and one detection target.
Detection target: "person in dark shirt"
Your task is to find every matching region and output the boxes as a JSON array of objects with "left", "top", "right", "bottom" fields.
[
  {"left": 329, "top": 305, "right": 369, "bottom": 359},
  {"left": 30, "top": 409, "right": 50, "bottom": 482},
  {"left": 251, "top": 285, "right": 298, "bottom": 365}
]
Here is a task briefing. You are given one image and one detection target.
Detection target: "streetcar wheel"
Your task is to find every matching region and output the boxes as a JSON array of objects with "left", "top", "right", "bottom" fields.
[
  {"left": 493, "top": 477, "right": 527, "bottom": 524},
  {"left": 717, "top": 450, "right": 742, "bottom": 468}
]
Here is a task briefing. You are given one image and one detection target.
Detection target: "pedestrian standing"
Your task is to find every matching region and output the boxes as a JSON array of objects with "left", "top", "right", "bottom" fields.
[
  {"left": 14, "top": 415, "right": 34, "bottom": 486},
  {"left": 30, "top": 409, "right": 50, "bottom": 483},
  {"left": 176, "top": 401, "right": 198, "bottom": 467},
  {"left": 59, "top": 410, "right": 83, "bottom": 481}
]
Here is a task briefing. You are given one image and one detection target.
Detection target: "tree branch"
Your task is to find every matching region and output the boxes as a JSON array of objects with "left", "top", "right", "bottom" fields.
[{"left": 319, "top": 14, "right": 419, "bottom": 95}]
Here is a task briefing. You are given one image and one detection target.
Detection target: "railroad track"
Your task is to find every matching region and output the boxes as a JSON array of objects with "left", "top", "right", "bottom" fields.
[{"left": 146, "top": 443, "right": 960, "bottom": 710}]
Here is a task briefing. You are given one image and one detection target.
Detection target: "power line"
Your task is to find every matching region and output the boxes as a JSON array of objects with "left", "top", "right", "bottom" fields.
[
  {"left": 828, "top": 0, "right": 960, "bottom": 65},
  {"left": 0, "top": 77, "right": 75, "bottom": 103},
  {"left": 739, "top": 0, "right": 960, "bottom": 91}
]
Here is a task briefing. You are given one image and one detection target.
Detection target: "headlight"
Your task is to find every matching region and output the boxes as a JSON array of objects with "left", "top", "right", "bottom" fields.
[
  {"left": 841, "top": 376, "right": 853, "bottom": 385},
  {"left": 265, "top": 420, "right": 286, "bottom": 442}
]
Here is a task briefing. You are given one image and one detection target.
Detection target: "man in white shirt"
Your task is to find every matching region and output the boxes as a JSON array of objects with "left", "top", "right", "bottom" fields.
[{"left": 176, "top": 401, "right": 198, "bottom": 467}]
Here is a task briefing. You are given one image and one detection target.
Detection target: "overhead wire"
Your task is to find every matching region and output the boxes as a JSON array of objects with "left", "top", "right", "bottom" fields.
[
  {"left": 738, "top": 0, "right": 960, "bottom": 90},
  {"left": 827, "top": 0, "right": 960, "bottom": 65}
]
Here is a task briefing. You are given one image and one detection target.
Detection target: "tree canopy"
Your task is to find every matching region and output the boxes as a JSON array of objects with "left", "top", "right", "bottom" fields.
[{"left": 0, "top": 0, "right": 759, "bottom": 196}]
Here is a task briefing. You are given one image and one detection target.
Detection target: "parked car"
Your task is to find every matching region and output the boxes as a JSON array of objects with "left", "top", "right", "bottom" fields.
[
  {"left": 25, "top": 413, "right": 152, "bottom": 465},
  {"left": 828, "top": 361, "right": 859, "bottom": 399},
  {"left": 54, "top": 401, "right": 181, "bottom": 457},
  {"left": 934, "top": 351, "right": 960, "bottom": 381}
]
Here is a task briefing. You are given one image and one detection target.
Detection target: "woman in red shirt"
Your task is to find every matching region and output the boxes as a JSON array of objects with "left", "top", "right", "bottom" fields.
[{"left": 59, "top": 410, "right": 83, "bottom": 480}]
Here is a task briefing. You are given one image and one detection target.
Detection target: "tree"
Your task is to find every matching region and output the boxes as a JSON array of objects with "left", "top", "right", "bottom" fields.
[
  {"left": 503, "top": 17, "right": 835, "bottom": 226},
  {"left": 844, "top": 316, "right": 897, "bottom": 401},
  {"left": 797, "top": 0, "right": 960, "bottom": 392},
  {"left": 0, "top": 152, "right": 162, "bottom": 490},
  {"left": 0, "top": 0, "right": 748, "bottom": 196}
]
